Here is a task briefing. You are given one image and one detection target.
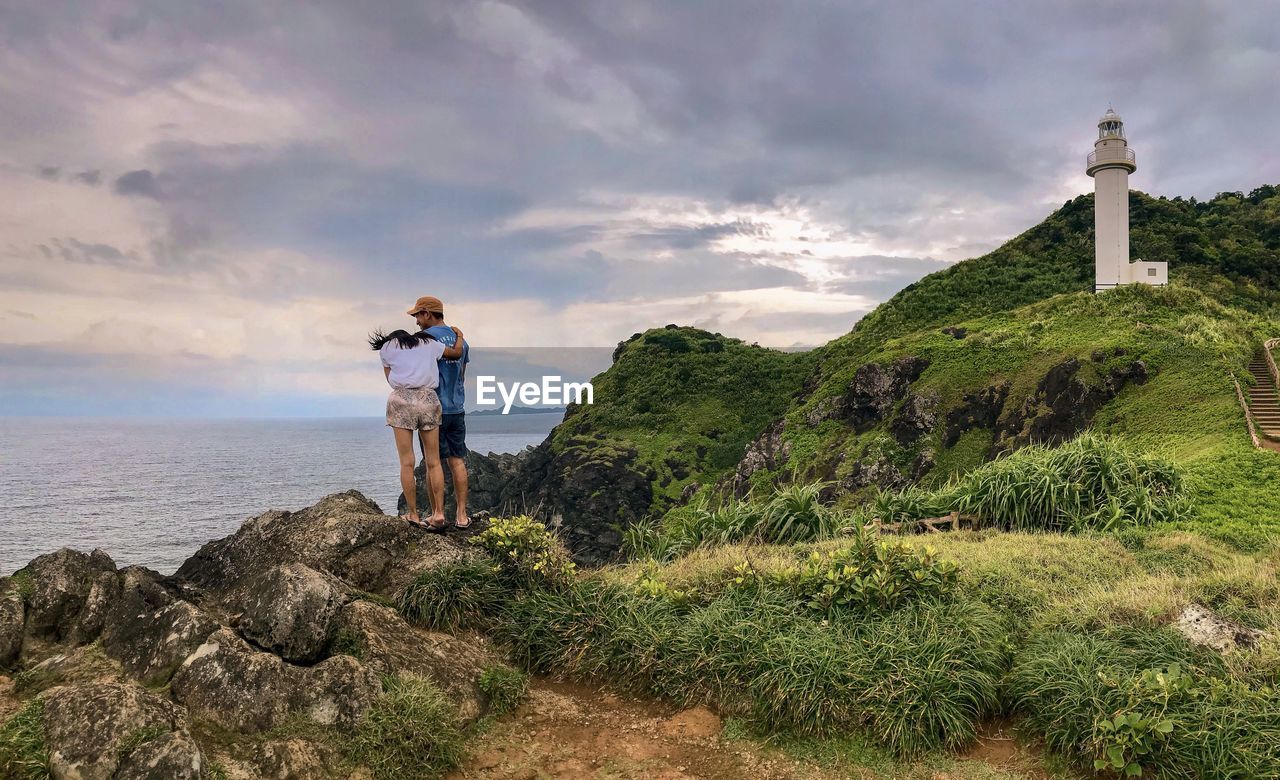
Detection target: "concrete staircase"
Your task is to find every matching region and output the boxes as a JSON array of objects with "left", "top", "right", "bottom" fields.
[{"left": 1247, "top": 351, "right": 1280, "bottom": 442}]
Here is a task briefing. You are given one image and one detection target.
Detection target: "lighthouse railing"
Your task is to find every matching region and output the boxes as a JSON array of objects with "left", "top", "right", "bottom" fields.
[{"left": 1086, "top": 148, "right": 1137, "bottom": 167}]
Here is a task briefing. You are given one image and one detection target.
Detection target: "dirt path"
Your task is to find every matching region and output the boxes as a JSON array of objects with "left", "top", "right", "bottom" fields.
[{"left": 446, "top": 679, "right": 1065, "bottom": 780}]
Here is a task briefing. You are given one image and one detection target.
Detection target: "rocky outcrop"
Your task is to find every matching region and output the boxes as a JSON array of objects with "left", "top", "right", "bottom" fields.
[
  {"left": 943, "top": 382, "right": 1010, "bottom": 447},
  {"left": 994, "top": 356, "right": 1148, "bottom": 452},
  {"left": 838, "top": 445, "right": 935, "bottom": 494},
  {"left": 174, "top": 490, "right": 469, "bottom": 601},
  {"left": 719, "top": 420, "right": 790, "bottom": 499},
  {"left": 41, "top": 682, "right": 203, "bottom": 780},
  {"left": 889, "top": 393, "right": 939, "bottom": 446},
  {"left": 99, "top": 567, "right": 220, "bottom": 686},
  {"left": 806, "top": 356, "right": 929, "bottom": 430},
  {"left": 334, "top": 600, "right": 497, "bottom": 719},
  {"left": 19, "top": 548, "right": 118, "bottom": 644},
  {"left": 236, "top": 563, "right": 351, "bottom": 663},
  {"left": 1, "top": 491, "right": 505, "bottom": 778},
  {"left": 171, "top": 627, "right": 381, "bottom": 731}
]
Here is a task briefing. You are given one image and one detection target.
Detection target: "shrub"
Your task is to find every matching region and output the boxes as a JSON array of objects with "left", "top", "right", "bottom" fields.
[
  {"left": 344, "top": 675, "right": 464, "bottom": 779},
  {"left": 874, "top": 434, "right": 1189, "bottom": 533},
  {"left": 471, "top": 516, "right": 576, "bottom": 590},
  {"left": 398, "top": 559, "right": 507, "bottom": 631},
  {"left": 477, "top": 666, "right": 529, "bottom": 716},
  {"left": 761, "top": 534, "right": 958, "bottom": 615},
  {"left": 0, "top": 699, "right": 49, "bottom": 780}
]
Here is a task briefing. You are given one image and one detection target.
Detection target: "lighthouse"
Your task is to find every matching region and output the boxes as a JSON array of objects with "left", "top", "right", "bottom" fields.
[{"left": 1086, "top": 108, "right": 1167, "bottom": 291}]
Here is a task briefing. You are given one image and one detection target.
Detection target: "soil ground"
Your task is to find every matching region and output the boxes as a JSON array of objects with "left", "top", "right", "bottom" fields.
[{"left": 446, "top": 678, "right": 1072, "bottom": 780}]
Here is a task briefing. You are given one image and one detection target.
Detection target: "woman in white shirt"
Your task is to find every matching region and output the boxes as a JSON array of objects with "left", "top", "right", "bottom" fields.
[{"left": 368, "top": 326, "right": 465, "bottom": 530}]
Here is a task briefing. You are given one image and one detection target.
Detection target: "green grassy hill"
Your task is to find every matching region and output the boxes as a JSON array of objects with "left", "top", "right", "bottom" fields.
[
  {"left": 605, "top": 186, "right": 1280, "bottom": 549},
  {"left": 499, "top": 185, "right": 1280, "bottom": 561}
]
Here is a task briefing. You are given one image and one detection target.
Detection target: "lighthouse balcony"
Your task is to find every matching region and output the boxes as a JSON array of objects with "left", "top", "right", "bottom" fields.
[{"left": 1086, "top": 147, "right": 1136, "bottom": 175}]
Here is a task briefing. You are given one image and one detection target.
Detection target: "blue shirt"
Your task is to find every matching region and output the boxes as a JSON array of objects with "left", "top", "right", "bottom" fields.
[{"left": 424, "top": 325, "right": 469, "bottom": 414}]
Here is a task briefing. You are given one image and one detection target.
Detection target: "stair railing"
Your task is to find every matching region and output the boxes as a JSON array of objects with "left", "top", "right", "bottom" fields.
[
  {"left": 1227, "top": 355, "right": 1263, "bottom": 450},
  {"left": 1265, "top": 338, "right": 1280, "bottom": 400}
]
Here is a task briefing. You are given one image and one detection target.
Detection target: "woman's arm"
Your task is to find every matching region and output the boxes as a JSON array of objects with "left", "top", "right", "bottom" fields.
[{"left": 441, "top": 326, "right": 466, "bottom": 359}]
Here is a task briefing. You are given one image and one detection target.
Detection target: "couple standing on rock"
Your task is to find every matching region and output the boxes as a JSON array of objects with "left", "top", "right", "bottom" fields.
[{"left": 368, "top": 295, "right": 471, "bottom": 531}]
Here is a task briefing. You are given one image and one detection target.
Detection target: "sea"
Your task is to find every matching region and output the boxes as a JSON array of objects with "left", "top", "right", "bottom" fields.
[{"left": 0, "top": 413, "right": 562, "bottom": 576}]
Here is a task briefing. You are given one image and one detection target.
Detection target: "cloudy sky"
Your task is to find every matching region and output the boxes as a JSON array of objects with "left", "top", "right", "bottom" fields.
[{"left": 2, "top": 1, "right": 1277, "bottom": 416}]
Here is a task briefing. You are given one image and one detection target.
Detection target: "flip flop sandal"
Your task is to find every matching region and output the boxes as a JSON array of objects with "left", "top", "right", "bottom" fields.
[
  {"left": 400, "top": 515, "right": 428, "bottom": 529},
  {"left": 424, "top": 518, "right": 450, "bottom": 533},
  {"left": 453, "top": 517, "right": 472, "bottom": 529}
]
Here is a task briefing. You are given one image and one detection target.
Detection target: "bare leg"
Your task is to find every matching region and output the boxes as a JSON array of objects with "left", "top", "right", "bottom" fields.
[
  {"left": 448, "top": 457, "right": 469, "bottom": 525},
  {"left": 393, "top": 427, "right": 420, "bottom": 522},
  {"left": 421, "top": 427, "right": 446, "bottom": 526}
]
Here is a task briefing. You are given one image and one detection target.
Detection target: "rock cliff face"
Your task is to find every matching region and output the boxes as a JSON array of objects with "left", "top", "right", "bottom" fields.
[
  {"left": 402, "top": 440, "right": 655, "bottom": 567},
  {"left": 0, "top": 491, "right": 502, "bottom": 778}
]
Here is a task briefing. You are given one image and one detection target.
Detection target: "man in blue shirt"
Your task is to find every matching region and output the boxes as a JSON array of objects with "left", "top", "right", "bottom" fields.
[{"left": 411, "top": 296, "right": 472, "bottom": 528}]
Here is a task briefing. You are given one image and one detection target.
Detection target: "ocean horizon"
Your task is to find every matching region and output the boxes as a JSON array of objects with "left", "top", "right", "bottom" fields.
[{"left": 0, "top": 412, "right": 563, "bottom": 575}]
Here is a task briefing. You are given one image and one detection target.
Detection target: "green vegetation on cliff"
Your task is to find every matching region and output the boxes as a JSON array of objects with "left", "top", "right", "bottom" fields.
[{"left": 551, "top": 325, "right": 813, "bottom": 505}]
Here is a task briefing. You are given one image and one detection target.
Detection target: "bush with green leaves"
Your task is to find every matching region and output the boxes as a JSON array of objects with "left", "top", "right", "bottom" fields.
[
  {"left": 397, "top": 558, "right": 507, "bottom": 631},
  {"left": 477, "top": 666, "right": 529, "bottom": 716},
  {"left": 874, "top": 433, "right": 1189, "bottom": 533},
  {"left": 0, "top": 699, "right": 49, "bottom": 780},
  {"left": 470, "top": 515, "right": 576, "bottom": 590},
  {"left": 343, "top": 674, "right": 464, "bottom": 780},
  {"left": 756, "top": 534, "right": 958, "bottom": 615}
]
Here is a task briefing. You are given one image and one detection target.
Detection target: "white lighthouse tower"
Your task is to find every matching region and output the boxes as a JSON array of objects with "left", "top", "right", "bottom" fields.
[{"left": 1086, "top": 108, "right": 1166, "bottom": 291}]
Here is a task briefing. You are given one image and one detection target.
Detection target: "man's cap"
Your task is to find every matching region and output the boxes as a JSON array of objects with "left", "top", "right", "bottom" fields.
[{"left": 407, "top": 296, "right": 444, "bottom": 316}]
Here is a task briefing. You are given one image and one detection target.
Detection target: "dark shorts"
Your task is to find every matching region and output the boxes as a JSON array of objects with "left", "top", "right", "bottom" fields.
[{"left": 439, "top": 413, "right": 468, "bottom": 459}]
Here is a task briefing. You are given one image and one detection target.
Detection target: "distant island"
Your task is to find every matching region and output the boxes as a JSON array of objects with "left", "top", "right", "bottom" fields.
[{"left": 469, "top": 405, "right": 567, "bottom": 417}]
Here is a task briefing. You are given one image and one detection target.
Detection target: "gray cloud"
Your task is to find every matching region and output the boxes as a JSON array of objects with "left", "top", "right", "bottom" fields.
[
  {"left": 113, "top": 169, "right": 161, "bottom": 199},
  {"left": 2, "top": 0, "right": 1279, "bottom": 415}
]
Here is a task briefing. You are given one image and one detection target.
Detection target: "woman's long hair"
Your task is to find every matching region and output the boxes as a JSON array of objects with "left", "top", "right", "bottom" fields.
[{"left": 368, "top": 329, "right": 437, "bottom": 351}]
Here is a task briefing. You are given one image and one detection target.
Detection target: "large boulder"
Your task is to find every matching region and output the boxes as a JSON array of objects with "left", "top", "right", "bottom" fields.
[
  {"left": 99, "top": 567, "right": 221, "bottom": 686},
  {"left": 333, "top": 600, "right": 497, "bottom": 719},
  {"left": 19, "top": 548, "right": 118, "bottom": 643},
  {"left": 237, "top": 563, "right": 350, "bottom": 663},
  {"left": 174, "top": 491, "right": 469, "bottom": 600},
  {"left": 40, "top": 682, "right": 203, "bottom": 780},
  {"left": 170, "top": 628, "right": 381, "bottom": 731},
  {"left": 0, "top": 580, "right": 24, "bottom": 669}
]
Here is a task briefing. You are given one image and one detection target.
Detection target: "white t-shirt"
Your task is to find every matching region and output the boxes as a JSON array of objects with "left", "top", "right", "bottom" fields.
[{"left": 380, "top": 338, "right": 446, "bottom": 389}]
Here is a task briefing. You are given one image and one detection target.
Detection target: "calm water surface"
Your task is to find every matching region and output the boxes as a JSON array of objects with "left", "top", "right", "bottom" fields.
[{"left": 0, "top": 414, "right": 560, "bottom": 575}]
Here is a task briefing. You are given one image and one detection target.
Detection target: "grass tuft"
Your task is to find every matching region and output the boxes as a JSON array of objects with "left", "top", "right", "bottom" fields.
[
  {"left": 0, "top": 699, "right": 50, "bottom": 780},
  {"left": 344, "top": 674, "right": 464, "bottom": 780},
  {"left": 397, "top": 559, "right": 507, "bottom": 631},
  {"left": 477, "top": 666, "right": 529, "bottom": 716},
  {"left": 875, "top": 433, "right": 1188, "bottom": 533}
]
